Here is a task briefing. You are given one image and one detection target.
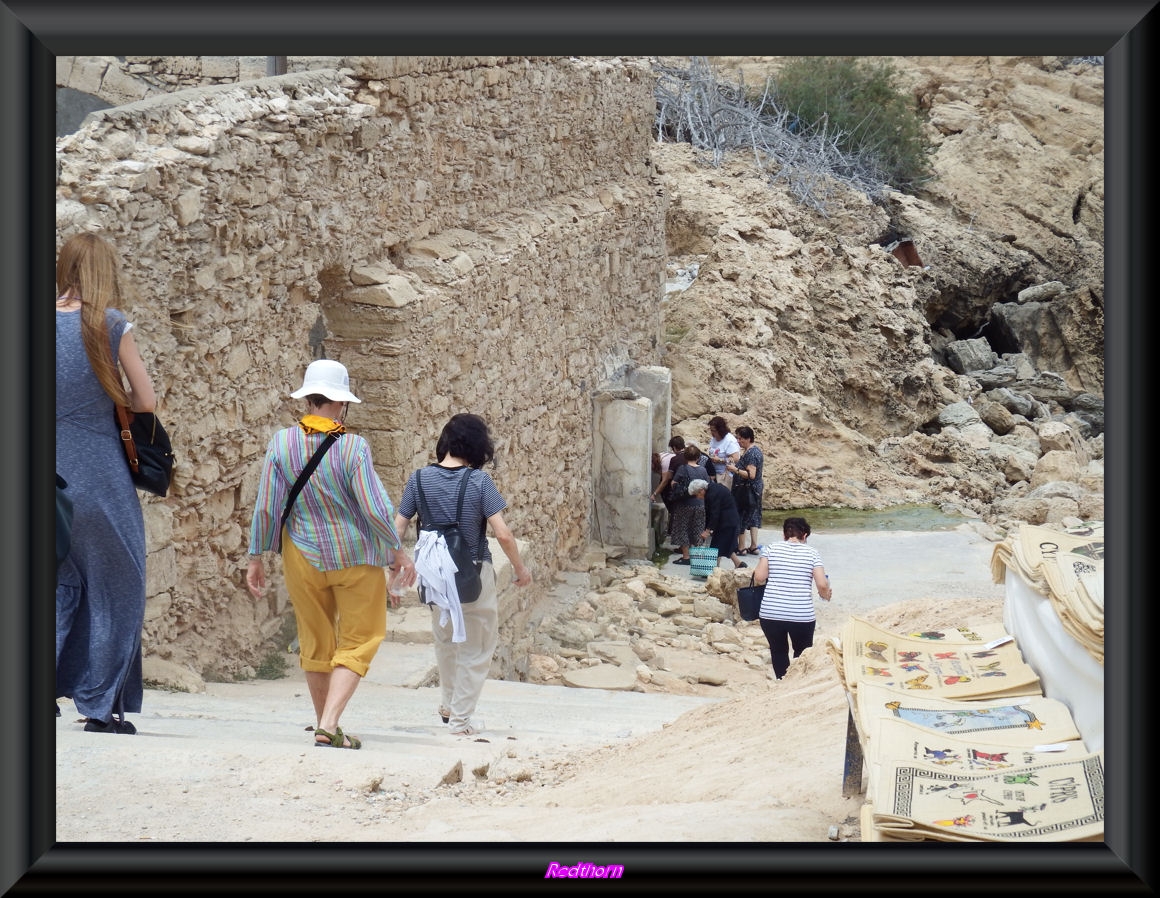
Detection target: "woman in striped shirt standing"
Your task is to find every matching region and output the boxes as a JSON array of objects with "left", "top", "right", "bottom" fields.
[
  {"left": 751, "top": 516, "right": 832, "bottom": 680},
  {"left": 246, "top": 359, "right": 416, "bottom": 750}
]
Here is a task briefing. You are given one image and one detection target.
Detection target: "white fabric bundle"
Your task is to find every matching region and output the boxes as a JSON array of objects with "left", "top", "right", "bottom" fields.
[{"left": 413, "top": 528, "right": 466, "bottom": 643}]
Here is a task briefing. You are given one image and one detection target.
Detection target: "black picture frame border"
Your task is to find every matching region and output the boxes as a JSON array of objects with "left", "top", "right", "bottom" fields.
[{"left": 3, "top": 2, "right": 1151, "bottom": 893}]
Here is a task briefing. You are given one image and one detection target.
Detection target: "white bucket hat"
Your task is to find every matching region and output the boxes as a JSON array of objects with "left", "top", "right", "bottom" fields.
[{"left": 290, "top": 359, "right": 362, "bottom": 403}]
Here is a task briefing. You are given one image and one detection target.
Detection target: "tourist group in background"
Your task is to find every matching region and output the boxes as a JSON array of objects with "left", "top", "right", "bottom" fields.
[
  {"left": 651, "top": 419, "right": 830, "bottom": 680},
  {"left": 652, "top": 417, "right": 764, "bottom": 568}
]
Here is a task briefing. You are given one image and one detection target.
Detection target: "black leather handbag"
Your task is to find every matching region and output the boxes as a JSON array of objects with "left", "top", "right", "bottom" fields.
[
  {"left": 737, "top": 575, "right": 764, "bottom": 621},
  {"left": 115, "top": 406, "right": 176, "bottom": 497}
]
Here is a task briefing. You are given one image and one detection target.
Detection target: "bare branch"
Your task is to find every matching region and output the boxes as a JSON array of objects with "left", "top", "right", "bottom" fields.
[{"left": 652, "top": 56, "right": 892, "bottom": 215}]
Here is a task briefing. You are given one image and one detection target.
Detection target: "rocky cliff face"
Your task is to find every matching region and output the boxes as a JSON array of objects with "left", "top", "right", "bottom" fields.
[{"left": 658, "top": 56, "right": 1104, "bottom": 535}]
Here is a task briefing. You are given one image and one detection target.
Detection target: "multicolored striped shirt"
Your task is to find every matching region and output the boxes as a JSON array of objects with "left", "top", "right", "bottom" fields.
[
  {"left": 759, "top": 541, "right": 824, "bottom": 622},
  {"left": 248, "top": 425, "right": 401, "bottom": 571}
]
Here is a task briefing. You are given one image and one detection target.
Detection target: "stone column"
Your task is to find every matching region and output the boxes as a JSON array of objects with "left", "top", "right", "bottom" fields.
[{"left": 592, "top": 392, "right": 653, "bottom": 556}]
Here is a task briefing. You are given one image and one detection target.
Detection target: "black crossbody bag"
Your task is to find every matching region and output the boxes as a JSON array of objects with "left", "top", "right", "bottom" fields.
[{"left": 278, "top": 432, "right": 339, "bottom": 553}]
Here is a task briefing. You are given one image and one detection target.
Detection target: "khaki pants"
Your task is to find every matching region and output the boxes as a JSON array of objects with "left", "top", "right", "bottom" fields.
[{"left": 430, "top": 561, "right": 497, "bottom": 729}]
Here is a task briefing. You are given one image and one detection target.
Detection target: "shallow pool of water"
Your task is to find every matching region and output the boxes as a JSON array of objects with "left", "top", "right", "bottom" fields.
[{"left": 762, "top": 504, "right": 967, "bottom": 533}]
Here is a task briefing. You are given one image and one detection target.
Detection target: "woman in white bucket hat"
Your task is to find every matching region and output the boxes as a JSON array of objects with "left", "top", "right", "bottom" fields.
[{"left": 246, "top": 359, "right": 415, "bottom": 749}]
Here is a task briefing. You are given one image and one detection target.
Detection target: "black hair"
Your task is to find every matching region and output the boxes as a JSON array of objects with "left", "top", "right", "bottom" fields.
[
  {"left": 783, "top": 517, "right": 811, "bottom": 540},
  {"left": 435, "top": 413, "right": 496, "bottom": 469},
  {"left": 669, "top": 435, "right": 686, "bottom": 451},
  {"left": 736, "top": 425, "right": 755, "bottom": 441},
  {"left": 708, "top": 415, "right": 731, "bottom": 437}
]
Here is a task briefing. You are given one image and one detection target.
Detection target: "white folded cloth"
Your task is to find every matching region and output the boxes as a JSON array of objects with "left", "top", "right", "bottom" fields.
[{"left": 413, "top": 528, "right": 466, "bottom": 643}]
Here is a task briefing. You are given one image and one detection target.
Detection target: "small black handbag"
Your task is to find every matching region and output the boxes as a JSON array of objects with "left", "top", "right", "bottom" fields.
[
  {"left": 737, "top": 575, "right": 764, "bottom": 621},
  {"left": 116, "top": 406, "right": 176, "bottom": 497}
]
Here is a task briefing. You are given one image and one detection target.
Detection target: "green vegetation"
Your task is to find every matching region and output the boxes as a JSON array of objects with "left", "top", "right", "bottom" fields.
[
  {"left": 767, "top": 56, "right": 934, "bottom": 190},
  {"left": 654, "top": 57, "right": 935, "bottom": 212},
  {"left": 761, "top": 504, "right": 965, "bottom": 532},
  {"left": 663, "top": 322, "right": 690, "bottom": 344},
  {"left": 255, "top": 648, "right": 289, "bottom": 680}
]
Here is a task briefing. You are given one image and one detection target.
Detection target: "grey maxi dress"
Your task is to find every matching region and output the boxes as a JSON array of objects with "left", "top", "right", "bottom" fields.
[{"left": 55, "top": 307, "right": 146, "bottom": 721}]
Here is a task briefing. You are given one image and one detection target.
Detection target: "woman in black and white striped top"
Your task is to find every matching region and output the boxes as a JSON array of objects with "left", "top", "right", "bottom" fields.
[{"left": 752, "top": 516, "right": 832, "bottom": 679}]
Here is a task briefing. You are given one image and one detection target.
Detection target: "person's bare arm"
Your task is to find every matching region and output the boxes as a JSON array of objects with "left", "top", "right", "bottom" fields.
[
  {"left": 488, "top": 511, "right": 532, "bottom": 586},
  {"left": 728, "top": 460, "right": 756, "bottom": 480},
  {"left": 814, "top": 567, "right": 832, "bottom": 601},
  {"left": 246, "top": 557, "right": 265, "bottom": 598},
  {"left": 387, "top": 513, "right": 418, "bottom": 605},
  {"left": 119, "top": 330, "right": 156, "bottom": 412}
]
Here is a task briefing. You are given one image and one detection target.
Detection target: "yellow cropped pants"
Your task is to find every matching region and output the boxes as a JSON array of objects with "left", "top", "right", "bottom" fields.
[{"left": 281, "top": 532, "right": 386, "bottom": 677}]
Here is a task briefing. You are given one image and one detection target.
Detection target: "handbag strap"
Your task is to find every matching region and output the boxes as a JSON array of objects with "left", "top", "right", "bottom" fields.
[
  {"left": 279, "top": 432, "right": 339, "bottom": 551},
  {"left": 116, "top": 405, "right": 140, "bottom": 473},
  {"left": 414, "top": 465, "right": 484, "bottom": 560}
]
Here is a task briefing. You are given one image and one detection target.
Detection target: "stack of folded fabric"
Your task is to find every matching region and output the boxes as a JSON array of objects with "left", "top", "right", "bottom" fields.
[
  {"left": 990, "top": 523, "right": 1104, "bottom": 665},
  {"left": 828, "top": 612, "right": 1102, "bottom": 842},
  {"left": 868, "top": 749, "right": 1104, "bottom": 842},
  {"left": 839, "top": 617, "right": 1043, "bottom": 702},
  {"left": 854, "top": 683, "right": 1100, "bottom": 842}
]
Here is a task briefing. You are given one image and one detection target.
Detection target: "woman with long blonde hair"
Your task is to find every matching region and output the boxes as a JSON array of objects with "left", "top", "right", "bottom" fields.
[{"left": 56, "top": 232, "right": 156, "bottom": 734}]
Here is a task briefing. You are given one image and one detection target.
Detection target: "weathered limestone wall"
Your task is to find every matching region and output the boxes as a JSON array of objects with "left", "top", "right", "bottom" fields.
[
  {"left": 56, "top": 56, "right": 667, "bottom": 679},
  {"left": 55, "top": 56, "right": 344, "bottom": 105}
]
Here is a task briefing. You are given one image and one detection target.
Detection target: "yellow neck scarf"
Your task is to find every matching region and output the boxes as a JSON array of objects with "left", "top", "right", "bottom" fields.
[{"left": 298, "top": 414, "right": 346, "bottom": 436}]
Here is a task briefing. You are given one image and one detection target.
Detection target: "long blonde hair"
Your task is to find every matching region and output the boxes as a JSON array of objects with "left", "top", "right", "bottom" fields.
[{"left": 56, "top": 232, "right": 130, "bottom": 406}]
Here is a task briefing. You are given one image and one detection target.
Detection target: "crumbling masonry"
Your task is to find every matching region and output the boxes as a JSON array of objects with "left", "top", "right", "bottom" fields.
[{"left": 56, "top": 56, "right": 668, "bottom": 681}]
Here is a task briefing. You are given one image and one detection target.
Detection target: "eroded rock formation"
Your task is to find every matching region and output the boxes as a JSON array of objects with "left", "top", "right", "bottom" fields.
[{"left": 660, "top": 56, "right": 1103, "bottom": 535}]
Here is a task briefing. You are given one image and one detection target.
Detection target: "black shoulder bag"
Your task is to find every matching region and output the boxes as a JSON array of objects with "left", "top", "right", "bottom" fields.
[
  {"left": 737, "top": 574, "right": 764, "bottom": 621},
  {"left": 278, "top": 432, "right": 339, "bottom": 553},
  {"left": 115, "top": 405, "right": 176, "bottom": 497},
  {"left": 414, "top": 466, "right": 484, "bottom": 604}
]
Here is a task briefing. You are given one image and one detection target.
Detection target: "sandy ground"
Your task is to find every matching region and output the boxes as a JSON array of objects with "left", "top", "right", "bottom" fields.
[{"left": 54, "top": 525, "right": 1007, "bottom": 846}]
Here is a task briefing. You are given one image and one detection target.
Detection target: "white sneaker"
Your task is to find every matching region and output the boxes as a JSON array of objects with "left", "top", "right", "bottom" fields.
[{"left": 449, "top": 718, "right": 485, "bottom": 736}]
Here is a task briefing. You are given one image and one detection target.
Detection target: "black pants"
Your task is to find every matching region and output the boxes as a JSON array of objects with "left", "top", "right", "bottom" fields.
[{"left": 759, "top": 618, "right": 816, "bottom": 679}]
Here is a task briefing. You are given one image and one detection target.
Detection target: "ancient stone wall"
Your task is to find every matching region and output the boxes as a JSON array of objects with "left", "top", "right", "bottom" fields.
[
  {"left": 56, "top": 56, "right": 667, "bottom": 680},
  {"left": 56, "top": 56, "right": 344, "bottom": 104}
]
